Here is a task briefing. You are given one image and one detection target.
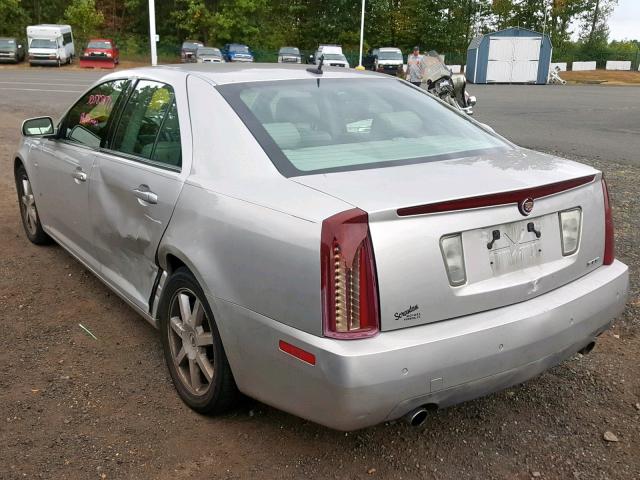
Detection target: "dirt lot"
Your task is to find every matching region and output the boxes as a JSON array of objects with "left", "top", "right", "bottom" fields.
[
  {"left": 561, "top": 70, "right": 640, "bottom": 85},
  {"left": 0, "top": 74, "right": 639, "bottom": 480}
]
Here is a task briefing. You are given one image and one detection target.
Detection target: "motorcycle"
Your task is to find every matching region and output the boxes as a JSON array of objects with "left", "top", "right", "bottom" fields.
[{"left": 419, "top": 51, "right": 476, "bottom": 116}]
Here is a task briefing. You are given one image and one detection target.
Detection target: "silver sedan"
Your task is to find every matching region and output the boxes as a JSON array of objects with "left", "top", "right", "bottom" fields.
[{"left": 14, "top": 64, "right": 628, "bottom": 430}]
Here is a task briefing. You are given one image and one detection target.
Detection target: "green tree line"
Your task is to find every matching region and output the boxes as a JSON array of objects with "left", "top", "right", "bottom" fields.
[{"left": 1, "top": 0, "right": 637, "bottom": 66}]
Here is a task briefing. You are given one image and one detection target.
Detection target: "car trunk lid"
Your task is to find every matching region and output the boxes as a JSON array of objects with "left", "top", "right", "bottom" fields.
[{"left": 293, "top": 149, "right": 606, "bottom": 331}]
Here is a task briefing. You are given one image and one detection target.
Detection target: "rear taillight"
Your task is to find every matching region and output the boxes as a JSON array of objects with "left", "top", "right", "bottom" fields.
[
  {"left": 321, "top": 208, "right": 379, "bottom": 339},
  {"left": 602, "top": 177, "right": 615, "bottom": 265}
]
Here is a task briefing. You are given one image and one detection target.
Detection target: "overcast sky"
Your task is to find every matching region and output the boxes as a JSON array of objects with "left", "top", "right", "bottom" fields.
[{"left": 608, "top": 0, "right": 639, "bottom": 41}]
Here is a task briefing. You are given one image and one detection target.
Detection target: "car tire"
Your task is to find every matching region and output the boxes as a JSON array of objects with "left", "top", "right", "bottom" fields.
[
  {"left": 14, "top": 164, "right": 52, "bottom": 245},
  {"left": 159, "top": 267, "right": 238, "bottom": 414}
]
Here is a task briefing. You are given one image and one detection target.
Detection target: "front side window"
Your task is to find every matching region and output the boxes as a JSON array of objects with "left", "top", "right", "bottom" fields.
[
  {"left": 62, "top": 79, "right": 128, "bottom": 148},
  {"left": 111, "top": 80, "right": 180, "bottom": 167},
  {"left": 217, "top": 78, "right": 508, "bottom": 176}
]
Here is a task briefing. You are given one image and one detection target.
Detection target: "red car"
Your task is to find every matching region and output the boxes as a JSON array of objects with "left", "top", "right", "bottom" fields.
[{"left": 79, "top": 38, "right": 119, "bottom": 69}]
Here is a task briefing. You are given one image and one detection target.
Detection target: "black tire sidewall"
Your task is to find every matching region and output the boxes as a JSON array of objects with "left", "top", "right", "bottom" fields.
[{"left": 159, "top": 268, "right": 234, "bottom": 413}]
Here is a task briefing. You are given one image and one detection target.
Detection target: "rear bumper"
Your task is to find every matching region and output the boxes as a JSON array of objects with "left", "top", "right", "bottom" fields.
[{"left": 213, "top": 261, "right": 628, "bottom": 431}]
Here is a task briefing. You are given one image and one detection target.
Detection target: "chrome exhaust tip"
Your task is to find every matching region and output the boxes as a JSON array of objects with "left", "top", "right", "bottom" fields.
[
  {"left": 404, "top": 407, "right": 428, "bottom": 427},
  {"left": 578, "top": 341, "right": 596, "bottom": 355}
]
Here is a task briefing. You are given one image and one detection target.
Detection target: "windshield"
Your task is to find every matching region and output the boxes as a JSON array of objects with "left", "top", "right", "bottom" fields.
[
  {"left": 279, "top": 47, "right": 299, "bottom": 55},
  {"left": 182, "top": 42, "right": 202, "bottom": 50},
  {"left": 230, "top": 44, "right": 250, "bottom": 53},
  {"left": 87, "top": 40, "right": 112, "bottom": 49},
  {"left": 30, "top": 38, "right": 57, "bottom": 49},
  {"left": 218, "top": 79, "right": 507, "bottom": 176},
  {"left": 378, "top": 51, "right": 402, "bottom": 61},
  {"left": 198, "top": 48, "right": 220, "bottom": 55},
  {"left": 0, "top": 39, "right": 17, "bottom": 50},
  {"left": 322, "top": 53, "right": 346, "bottom": 61}
]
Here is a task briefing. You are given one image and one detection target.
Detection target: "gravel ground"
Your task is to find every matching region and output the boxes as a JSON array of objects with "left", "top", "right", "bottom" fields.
[{"left": 0, "top": 72, "right": 638, "bottom": 479}]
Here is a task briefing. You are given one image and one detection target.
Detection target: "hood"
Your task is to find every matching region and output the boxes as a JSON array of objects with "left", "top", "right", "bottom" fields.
[
  {"left": 378, "top": 59, "right": 403, "bottom": 66},
  {"left": 28, "top": 47, "right": 57, "bottom": 54},
  {"left": 291, "top": 148, "right": 598, "bottom": 215}
]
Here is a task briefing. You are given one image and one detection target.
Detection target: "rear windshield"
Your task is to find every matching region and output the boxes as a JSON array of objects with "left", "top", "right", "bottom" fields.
[
  {"left": 217, "top": 78, "right": 508, "bottom": 177},
  {"left": 279, "top": 47, "right": 300, "bottom": 55},
  {"left": 0, "top": 39, "right": 17, "bottom": 49},
  {"left": 30, "top": 38, "right": 57, "bottom": 49},
  {"left": 87, "top": 40, "right": 112, "bottom": 49},
  {"left": 182, "top": 42, "right": 202, "bottom": 50}
]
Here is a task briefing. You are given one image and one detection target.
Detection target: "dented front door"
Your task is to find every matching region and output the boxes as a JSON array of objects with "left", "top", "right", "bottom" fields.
[{"left": 89, "top": 152, "right": 183, "bottom": 311}]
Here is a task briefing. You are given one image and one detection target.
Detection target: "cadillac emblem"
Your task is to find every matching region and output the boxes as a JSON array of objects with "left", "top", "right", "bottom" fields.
[{"left": 518, "top": 197, "right": 535, "bottom": 216}]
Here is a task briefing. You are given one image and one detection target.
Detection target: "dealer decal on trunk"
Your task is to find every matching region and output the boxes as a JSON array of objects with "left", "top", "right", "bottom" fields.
[{"left": 394, "top": 305, "right": 421, "bottom": 322}]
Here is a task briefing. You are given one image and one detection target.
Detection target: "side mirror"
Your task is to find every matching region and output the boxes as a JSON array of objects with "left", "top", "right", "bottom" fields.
[{"left": 22, "top": 117, "right": 55, "bottom": 137}]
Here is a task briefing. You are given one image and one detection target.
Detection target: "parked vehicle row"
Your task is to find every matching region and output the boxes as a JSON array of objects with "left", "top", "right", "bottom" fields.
[{"left": 15, "top": 63, "right": 628, "bottom": 431}]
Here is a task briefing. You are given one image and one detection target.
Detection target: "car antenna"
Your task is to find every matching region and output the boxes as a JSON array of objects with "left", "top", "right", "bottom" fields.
[{"left": 307, "top": 55, "right": 324, "bottom": 75}]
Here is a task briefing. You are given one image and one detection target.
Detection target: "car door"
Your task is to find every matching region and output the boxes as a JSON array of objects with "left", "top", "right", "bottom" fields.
[
  {"left": 90, "top": 79, "right": 187, "bottom": 311},
  {"left": 34, "top": 79, "right": 129, "bottom": 268}
]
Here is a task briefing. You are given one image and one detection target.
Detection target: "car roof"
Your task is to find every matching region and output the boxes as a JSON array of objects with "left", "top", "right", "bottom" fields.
[
  {"left": 101, "top": 63, "right": 386, "bottom": 86},
  {"left": 88, "top": 38, "right": 113, "bottom": 42}
]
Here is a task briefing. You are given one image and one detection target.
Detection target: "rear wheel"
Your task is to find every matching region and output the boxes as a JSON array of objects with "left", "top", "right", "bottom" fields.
[
  {"left": 14, "top": 164, "right": 51, "bottom": 245},
  {"left": 159, "top": 268, "right": 238, "bottom": 414}
]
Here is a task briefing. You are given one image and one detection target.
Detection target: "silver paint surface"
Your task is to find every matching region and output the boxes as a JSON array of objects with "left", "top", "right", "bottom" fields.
[{"left": 15, "top": 63, "right": 629, "bottom": 430}]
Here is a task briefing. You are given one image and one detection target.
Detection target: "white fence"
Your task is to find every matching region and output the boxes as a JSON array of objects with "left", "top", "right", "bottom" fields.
[
  {"left": 606, "top": 60, "right": 632, "bottom": 71},
  {"left": 572, "top": 61, "right": 597, "bottom": 71},
  {"left": 550, "top": 62, "right": 567, "bottom": 71}
]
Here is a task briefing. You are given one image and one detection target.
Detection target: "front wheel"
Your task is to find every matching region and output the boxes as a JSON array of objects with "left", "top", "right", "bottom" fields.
[
  {"left": 14, "top": 164, "right": 52, "bottom": 245},
  {"left": 159, "top": 267, "right": 238, "bottom": 414}
]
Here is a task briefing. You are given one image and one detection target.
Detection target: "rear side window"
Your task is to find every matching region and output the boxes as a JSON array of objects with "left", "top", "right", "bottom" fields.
[
  {"left": 63, "top": 32, "right": 72, "bottom": 45},
  {"left": 62, "top": 79, "right": 128, "bottom": 148},
  {"left": 111, "top": 80, "right": 181, "bottom": 168}
]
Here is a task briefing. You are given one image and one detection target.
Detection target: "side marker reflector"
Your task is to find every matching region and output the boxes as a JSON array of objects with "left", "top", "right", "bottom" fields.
[{"left": 279, "top": 340, "right": 316, "bottom": 366}]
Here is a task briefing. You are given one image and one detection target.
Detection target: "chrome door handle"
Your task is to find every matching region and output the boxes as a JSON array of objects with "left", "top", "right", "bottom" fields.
[
  {"left": 133, "top": 186, "right": 158, "bottom": 205},
  {"left": 72, "top": 170, "right": 87, "bottom": 182}
]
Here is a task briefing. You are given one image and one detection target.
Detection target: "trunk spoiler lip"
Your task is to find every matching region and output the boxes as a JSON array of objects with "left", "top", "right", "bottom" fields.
[{"left": 397, "top": 174, "right": 597, "bottom": 217}]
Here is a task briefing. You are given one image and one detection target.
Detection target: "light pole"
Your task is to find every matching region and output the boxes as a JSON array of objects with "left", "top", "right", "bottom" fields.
[
  {"left": 149, "top": 0, "right": 158, "bottom": 66},
  {"left": 357, "top": 0, "right": 366, "bottom": 70}
]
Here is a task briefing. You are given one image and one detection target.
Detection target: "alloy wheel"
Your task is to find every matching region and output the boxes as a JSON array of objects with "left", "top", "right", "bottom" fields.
[
  {"left": 167, "top": 288, "right": 216, "bottom": 396},
  {"left": 20, "top": 178, "right": 38, "bottom": 236}
]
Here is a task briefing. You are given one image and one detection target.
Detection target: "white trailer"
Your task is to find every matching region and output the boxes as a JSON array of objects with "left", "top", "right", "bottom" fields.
[{"left": 27, "top": 24, "right": 74, "bottom": 67}]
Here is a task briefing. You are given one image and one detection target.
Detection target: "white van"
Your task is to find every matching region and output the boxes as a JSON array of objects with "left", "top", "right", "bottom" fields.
[
  {"left": 27, "top": 24, "right": 74, "bottom": 66},
  {"left": 314, "top": 44, "right": 349, "bottom": 68}
]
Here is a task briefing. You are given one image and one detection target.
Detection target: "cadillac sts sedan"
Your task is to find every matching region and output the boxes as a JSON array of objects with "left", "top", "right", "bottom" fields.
[{"left": 15, "top": 64, "right": 628, "bottom": 430}]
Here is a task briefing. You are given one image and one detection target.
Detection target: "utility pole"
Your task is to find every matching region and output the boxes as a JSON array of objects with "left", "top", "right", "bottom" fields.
[
  {"left": 357, "top": 0, "right": 366, "bottom": 70},
  {"left": 149, "top": 0, "right": 158, "bottom": 66}
]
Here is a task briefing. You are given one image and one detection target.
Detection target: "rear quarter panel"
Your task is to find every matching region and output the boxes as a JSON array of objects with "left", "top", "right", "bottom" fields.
[{"left": 158, "top": 75, "right": 353, "bottom": 336}]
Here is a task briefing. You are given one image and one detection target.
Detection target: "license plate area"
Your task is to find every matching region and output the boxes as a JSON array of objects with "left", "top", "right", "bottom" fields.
[{"left": 484, "top": 218, "right": 545, "bottom": 275}]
